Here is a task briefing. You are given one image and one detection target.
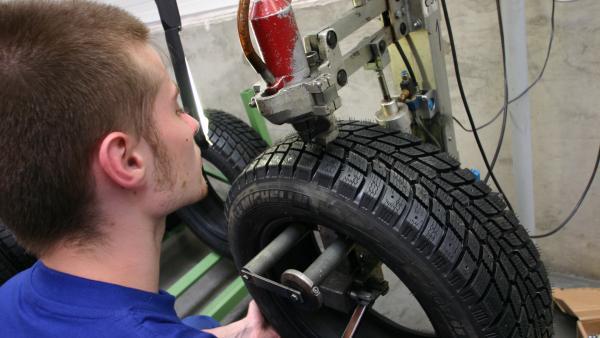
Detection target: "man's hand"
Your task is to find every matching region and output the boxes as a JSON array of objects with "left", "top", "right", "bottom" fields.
[{"left": 204, "top": 300, "right": 280, "bottom": 338}]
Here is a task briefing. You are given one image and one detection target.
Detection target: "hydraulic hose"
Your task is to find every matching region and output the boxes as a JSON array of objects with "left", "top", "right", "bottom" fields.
[{"left": 237, "top": 0, "right": 275, "bottom": 85}]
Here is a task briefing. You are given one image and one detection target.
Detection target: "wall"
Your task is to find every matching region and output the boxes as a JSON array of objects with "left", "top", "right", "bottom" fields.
[{"left": 143, "top": 0, "right": 598, "bottom": 278}]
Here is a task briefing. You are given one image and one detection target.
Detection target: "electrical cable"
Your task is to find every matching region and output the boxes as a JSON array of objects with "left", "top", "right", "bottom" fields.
[
  {"left": 440, "top": 0, "right": 514, "bottom": 211},
  {"left": 393, "top": 39, "right": 418, "bottom": 89},
  {"left": 484, "top": 0, "right": 556, "bottom": 183},
  {"left": 483, "top": 0, "right": 511, "bottom": 184},
  {"left": 531, "top": 145, "right": 600, "bottom": 238},
  {"left": 384, "top": 10, "right": 418, "bottom": 89},
  {"left": 448, "top": 0, "right": 597, "bottom": 238},
  {"left": 453, "top": 0, "right": 556, "bottom": 133}
]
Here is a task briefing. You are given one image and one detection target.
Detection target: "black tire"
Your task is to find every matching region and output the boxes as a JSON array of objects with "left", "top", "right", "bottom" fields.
[
  {"left": 0, "top": 222, "right": 36, "bottom": 285},
  {"left": 226, "top": 120, "right": 553, "bottom": 337},
  {"left": 175, "top": 109, "right": 267, "bottom": 257}
]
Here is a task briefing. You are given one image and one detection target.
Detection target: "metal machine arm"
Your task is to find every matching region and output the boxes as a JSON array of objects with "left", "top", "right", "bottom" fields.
[{"left": 245, "top": 0, "right": 457, "bottom": 156}]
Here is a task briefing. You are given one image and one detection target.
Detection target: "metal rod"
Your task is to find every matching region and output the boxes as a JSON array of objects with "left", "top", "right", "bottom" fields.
[
  {"left": 376, "top": 69, "right": 392, "bottom": 102},
  {"left": 155, "top": 0, "right": 208, "bottom": 147},
  {"left": 243, "top": 225, "right": 306, "bottom": 276},
  {"left": 500, "top": 0, "right": 535, "bottom": 235},
  {"left": 303, "top": 238, "right": 353, "bottom": 286},
  {"left": 342, "top": 303, "right": 368, "bottom": 338}
]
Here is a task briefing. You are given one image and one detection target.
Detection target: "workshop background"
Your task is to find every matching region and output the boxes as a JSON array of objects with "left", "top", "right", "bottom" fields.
[{"left": 107, "top": 0, "right": 599, "bottom": 280}]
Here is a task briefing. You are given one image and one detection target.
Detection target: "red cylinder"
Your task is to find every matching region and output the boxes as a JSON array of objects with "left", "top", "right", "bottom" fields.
[{"left": 250, "top": 0, "right": 309, "bottom": 92}]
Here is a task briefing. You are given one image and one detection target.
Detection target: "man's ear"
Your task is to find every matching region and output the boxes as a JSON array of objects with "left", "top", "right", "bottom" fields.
[{"left": 97, "top": 132, "right": 146, "bottom": 189}]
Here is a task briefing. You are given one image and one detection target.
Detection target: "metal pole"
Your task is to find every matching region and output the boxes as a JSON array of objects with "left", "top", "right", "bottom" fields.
[
  {"left": 243, "top": 225, "right": 306, "bottom": 276},
  {"left": 500, "top": 0, "right": 535, "bottom": 234},
  {"left": 155, "top": 0, "right": 210, "bottom": 148}
]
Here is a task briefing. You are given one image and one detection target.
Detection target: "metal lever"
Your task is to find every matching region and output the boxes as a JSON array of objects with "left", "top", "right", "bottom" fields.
[
  {"left": 342, "top": 303, "right": 368, "bottom": 338},
  {"left": 240, "top": 225, "right": 309, "bottom": 303},
  {"left": 341, "top": 288, "right": 383, "bottom": 338}
]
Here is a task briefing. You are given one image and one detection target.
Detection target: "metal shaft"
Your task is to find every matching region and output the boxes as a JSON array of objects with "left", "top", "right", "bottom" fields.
[
  {"left": 244, "top": 225, "right": 306, "bottom": 276},
  {"left": 376, "top": 69, "right": 392, "bottom": 102},
  {"left": 303, "top": 238, "right": 353, "bottom": 285}
]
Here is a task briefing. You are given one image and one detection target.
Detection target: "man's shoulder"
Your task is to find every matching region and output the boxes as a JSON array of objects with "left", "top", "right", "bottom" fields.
[
  {"left": 0, "top": 265, "right": 214, "bottom": 338},
  {"left": 0, "top": 265, "right": 31, "bottom": 301}
]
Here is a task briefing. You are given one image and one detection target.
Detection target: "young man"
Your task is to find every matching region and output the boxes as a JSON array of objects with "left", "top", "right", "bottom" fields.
[{"left": 0, "top": 1, "right": 279, "bottom": 337}]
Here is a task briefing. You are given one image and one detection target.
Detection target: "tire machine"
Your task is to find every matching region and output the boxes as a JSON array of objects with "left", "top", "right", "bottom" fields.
[
  {"left": 239, "top": 0, "right": 458, "bottom": 159},
  {"left": 237, "top": 0, "right": 460, "bottom": 335}
]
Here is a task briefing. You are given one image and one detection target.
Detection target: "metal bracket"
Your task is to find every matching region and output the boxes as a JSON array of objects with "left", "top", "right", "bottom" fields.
[{"left": 241, "top": 268, "right": 305, "bottom": 304}]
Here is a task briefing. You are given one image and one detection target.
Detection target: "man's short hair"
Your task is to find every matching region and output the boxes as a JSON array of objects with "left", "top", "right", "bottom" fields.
[{"left": 0, "top": 1, "right": 162, "bottom": 256}]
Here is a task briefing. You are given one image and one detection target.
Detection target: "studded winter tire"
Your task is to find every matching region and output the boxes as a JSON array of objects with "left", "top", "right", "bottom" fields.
[{"left": 226, "top": 120, "right": 553, "bottom": 337}]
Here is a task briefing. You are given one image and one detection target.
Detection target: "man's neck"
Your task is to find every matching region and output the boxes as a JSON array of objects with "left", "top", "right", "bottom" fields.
[{"left": 41, "top": 217, "right": 165, "bottom": 293}]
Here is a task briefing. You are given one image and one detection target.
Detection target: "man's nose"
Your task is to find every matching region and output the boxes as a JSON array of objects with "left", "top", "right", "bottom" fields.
[{"left": 181, "top": 112, "right": 200, "bottom": 135}]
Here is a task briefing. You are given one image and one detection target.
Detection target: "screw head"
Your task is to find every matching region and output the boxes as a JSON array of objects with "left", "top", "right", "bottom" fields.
[
  {"left": 326, "top": 30, "right": 338, "bottom": 49},
  {"left": 312, "top": 286, "right": 320, "bottom": 295},
  {"left": 290, "top": 294, "right": 299, "bottom": 301},
  {"left": 336, "top": 69, "right": 348, "bottom": 87},
  {"left": 242, "top": 274, "right": 249, "bottom": 280}
]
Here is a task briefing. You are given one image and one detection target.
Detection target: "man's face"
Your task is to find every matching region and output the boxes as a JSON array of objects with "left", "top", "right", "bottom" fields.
[{"left": 134, "top": 44, "right": 208, "bottom": 215}]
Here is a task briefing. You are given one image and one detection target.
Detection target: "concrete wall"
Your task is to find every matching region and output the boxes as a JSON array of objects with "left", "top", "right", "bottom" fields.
[{"left": 149, "top": 0, "right": 600, "bottom": 279}]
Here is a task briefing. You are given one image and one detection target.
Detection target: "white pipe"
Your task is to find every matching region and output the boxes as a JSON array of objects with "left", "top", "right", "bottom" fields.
[{"left": 500, "top": 0, "right": 535, "bottom": 234}]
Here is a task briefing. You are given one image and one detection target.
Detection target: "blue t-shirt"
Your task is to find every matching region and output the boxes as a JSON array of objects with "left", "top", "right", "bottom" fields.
[{"left": 0, "top": 261, "right": 217, "bottom": 338}]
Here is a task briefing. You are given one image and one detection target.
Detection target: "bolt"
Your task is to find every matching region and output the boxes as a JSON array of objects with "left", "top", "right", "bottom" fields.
[
  {"left": 395, "top": 10, "right": 402, "bottom": 19},
  {"left": 312, "top": 286, "right": 320, "bottom": 295},
  {"left": 352, "top": 0, "right": 366, "bottom": 7},
  {"left": 413, "top": 19, "right": 423, "bottom": 30},
  {"left": 248, "top": 98, "right": 257, "bottom": 108},
  {"left": 326, "top": 30, "right": 338, "bottom": 49},
  {"left": 425, "top": 0, "right": 435, "bottom": 7},
  {"left": 242, "top": 274, "right": 249, "bottom": 280},
  {"left": 336, "top": 69, "right": 348, "bottom": 87},
  {"left": 290, "top": 294, "right": 299, "bottom": 302}
]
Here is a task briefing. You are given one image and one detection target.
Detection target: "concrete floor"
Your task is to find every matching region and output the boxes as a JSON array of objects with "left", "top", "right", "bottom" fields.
[{"left": 160, "top": 227, "right": 600, "bottom": 336}]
